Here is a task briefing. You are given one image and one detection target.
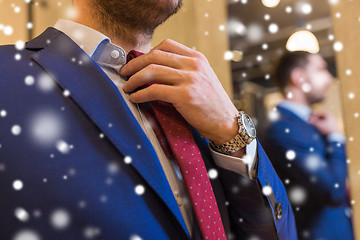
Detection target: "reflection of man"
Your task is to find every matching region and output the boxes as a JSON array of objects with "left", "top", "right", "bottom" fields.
[
  {"left": 264, "top": 51, "right": 354, "bottom": 240},
  {"left": 0, "top": 0, "right": 296, "bottom": 239}
]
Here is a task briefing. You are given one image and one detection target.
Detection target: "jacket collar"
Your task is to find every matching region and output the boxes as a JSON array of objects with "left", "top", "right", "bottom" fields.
[
  {"left": 278, "top": 100, "right": 311, "bottom": 122},
  {"left": 27, "top": 28, "right": 189, "bottom": 236}
]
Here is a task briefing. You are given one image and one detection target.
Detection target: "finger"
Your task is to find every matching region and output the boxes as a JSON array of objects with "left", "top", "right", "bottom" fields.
[
  {"left": 123, "top": 65, "right": 184, "bottom": 93},
  {"left": 120, "top": 49, "right": 191, "bottom": 76},
  {"left": 153, "top": 39, "right": 199, "bottom": 58},
  {"left": 128, "top": 84, "right": 177, "bottom": 104}
]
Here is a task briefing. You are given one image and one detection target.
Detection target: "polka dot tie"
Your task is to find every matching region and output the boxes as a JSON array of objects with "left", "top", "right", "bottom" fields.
[{"left": 127, "top": 50, "right": 226, "bottom": 240}]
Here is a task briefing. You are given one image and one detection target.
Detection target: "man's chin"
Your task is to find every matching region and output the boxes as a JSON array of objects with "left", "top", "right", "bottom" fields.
[{"left": 310, "top": 97, "right": 325, "bottom": 105}]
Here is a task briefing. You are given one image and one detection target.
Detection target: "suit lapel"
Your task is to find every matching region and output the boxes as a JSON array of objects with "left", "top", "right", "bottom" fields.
[{"left": 28, "top": 28, "right": 189, "bottom": 236}]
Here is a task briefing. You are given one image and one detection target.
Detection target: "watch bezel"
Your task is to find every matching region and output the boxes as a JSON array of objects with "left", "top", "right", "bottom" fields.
[{"left": 239, "top": 112, "right": 256, "bottom": 139}]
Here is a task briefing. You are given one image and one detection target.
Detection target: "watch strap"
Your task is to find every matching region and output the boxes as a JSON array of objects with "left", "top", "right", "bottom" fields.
[{"left": 210, "top": 129, "right": 247, "bottom": 154}]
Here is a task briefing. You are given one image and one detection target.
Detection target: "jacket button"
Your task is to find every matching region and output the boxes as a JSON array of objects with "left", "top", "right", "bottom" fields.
[{"left": 275, "top": 203, "right": 282, "bottom": 220}]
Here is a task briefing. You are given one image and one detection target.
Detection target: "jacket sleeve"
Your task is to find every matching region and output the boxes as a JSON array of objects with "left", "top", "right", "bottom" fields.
[
  {"left": 192, "top": 127, "right": 298, "bottom": 240},
  {"left": 266, "top": 121, "right": 348, "bottom": 206},
  {"left": 220, "top": 141, "right": 297, "bottom": 240}
]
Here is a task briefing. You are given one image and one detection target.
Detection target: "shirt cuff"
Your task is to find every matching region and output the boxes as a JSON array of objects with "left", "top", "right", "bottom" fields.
[
  {"left": 209, "top": 139, "right": 258, "bottom": 179},
  {"left": 327, "top": 132, "right": 346, "bottom": 144}
]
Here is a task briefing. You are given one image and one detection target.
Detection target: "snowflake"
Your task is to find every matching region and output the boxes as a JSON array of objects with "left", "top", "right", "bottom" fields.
[
  {"left": 25, "top": 75, "right": 35, "bottom": 86},
  {"left": 333, "top": 41, "right": 343, "bottom": 52},
  {"left": 268, "top": 23, "right": 279, "bottom": 34},
  {"left": 83, "top": 226, "right": 101, "bottom": 239},
  {"left": 13, "top": 229, "right": 41, "bottom": 240},
  {"left": 11, "top": 125, "right": 22, "bottom": 135},
  {"left": 262, "top": 185, "right": 273, "bottom": 196},
  {"left": 208, "top": 169, "right": 218, "bottom": 179},
  {"left": 285, "top": 150, "right": 296, "bottom": 161},
  {"left": 130, "top": 234, "right": 143, "bottom": 240},
  {"left": 13, "top": 180, "right": 23, "bottom": 190},
  {"left": 56, "top": 140, "right": 70, "bottom": 154},
  {"left": 124, "top": 156, "right": 132, "bottom": 164},
  {"left": 50, "top": 209, "right": 71, "bottom": 230},
  {"left": 0, "top": 109, "right": 7, "bottom": 117},
  {"left": 37, "top": 73, "right": 55, "bottom": 92},
  {"left": 289, "top": 186, "right": 307, "bottom": 205},
  {"left": 15, "top": 207, "right": 30, "bottom": 222},
  {"left": 135, "top": 185, "right": 145, "bottom": 195}
]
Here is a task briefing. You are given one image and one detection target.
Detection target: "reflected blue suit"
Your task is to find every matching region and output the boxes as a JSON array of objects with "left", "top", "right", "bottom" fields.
[{"left": 264, "top": 105, "right": 354, "bottom": 240}]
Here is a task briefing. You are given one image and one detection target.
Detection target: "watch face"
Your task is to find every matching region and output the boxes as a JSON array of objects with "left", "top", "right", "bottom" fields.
[{"left": 242, "top": 113, "right": 256, "bottom": 138}]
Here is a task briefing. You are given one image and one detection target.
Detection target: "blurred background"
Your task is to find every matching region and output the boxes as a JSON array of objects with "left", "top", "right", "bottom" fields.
[
  {"left": 226, "top": 0, "right": 342, "bottom": 141},
  {"left": 1, "top": 0, "right": 359, "bottom": 238}
]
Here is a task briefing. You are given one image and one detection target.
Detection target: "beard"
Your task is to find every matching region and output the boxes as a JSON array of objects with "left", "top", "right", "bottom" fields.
[
  {"left": 90, "top": 0, "right": 182, "bottom": 39},
  {"left": 306, "top": 91, "right": 326, "bottom": 105}
]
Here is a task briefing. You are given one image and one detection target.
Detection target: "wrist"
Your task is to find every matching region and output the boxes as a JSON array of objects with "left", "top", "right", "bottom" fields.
[
  {"left": 323, "top": 129, "right": 339, "bottom": 136},
  {"left": 210, "top": 111, "right": 256, "bottom": 155},
  {"left": 209, "top": 119, "right": 238, "bottom": 145}
]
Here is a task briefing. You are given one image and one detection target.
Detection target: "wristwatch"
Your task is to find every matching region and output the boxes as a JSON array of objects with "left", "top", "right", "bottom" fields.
[{"left": 210, "top": 111, "right": 256, "bottom": 154}]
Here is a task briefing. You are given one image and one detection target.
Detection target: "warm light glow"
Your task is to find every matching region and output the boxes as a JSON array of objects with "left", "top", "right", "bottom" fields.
[
  {"left": 286, "top": 30, "right": 319, "bottom": 54},
  {"left": 301, "top": 3, "right": 312, "bottom": 14},
  {"left": 262, "top": 0, "right": 280, "bottom": 8},
  {"left": 328, "top": 0, "right": 339, "bottom": 5},
  {"left": 224, "top": 50, "right": 243, "bottom": 62},
  {"left": 232, "top": 50, "right": 243, "bottom": 62},
  {"left": 295, "top": 2, "right": 312, "bottom": 15}
]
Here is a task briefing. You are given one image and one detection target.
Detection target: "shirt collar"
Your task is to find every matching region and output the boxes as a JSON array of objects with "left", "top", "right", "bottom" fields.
[
  {"left": 278, "top": 100, "right": 312, "bottom": 122},
  {"left": 54, "top": 19, "right": 111, "bottom": 57},
  {"left": 54, "top": 19, "right": 128, "bottom": 72}
]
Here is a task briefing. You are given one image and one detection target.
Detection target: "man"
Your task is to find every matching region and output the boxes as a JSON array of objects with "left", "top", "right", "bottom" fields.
[
  {"left": 264, "top": 51, "right": 353, "bottom": 240},
  {"left": 0, "top": 0, "right": 296, "bottom": 239}
]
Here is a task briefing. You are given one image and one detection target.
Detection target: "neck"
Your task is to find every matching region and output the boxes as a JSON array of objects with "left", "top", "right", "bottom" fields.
[
  {"left": 71, "top": 3, "right": 152, "bottom": 53},
  {"left": 284, "top": 86, "right": 311, "bottom": 107}
]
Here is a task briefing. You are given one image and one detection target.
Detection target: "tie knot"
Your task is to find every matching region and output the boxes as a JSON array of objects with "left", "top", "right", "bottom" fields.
[{"left": 127, "top": 50, "right": 144, "bottom": 63}]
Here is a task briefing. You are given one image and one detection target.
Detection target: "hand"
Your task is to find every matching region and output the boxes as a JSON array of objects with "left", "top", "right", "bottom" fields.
[
  {"left": 308, "top": 111, "right": 339, "bottom": 136},
  {"left": 120, "top": 39, "right": 239, "bottom": 145}
]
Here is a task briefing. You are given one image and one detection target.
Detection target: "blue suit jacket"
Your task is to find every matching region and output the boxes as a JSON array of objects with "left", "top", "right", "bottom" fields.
[
  {"left": 0, "top": 28, "right": 297, "bottom": 239},
  {"left": 264, "top": 105, "right": 353, "bottom": 240}
]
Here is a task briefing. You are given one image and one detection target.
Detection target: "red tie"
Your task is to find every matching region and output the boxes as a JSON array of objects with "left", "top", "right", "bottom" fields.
[{"left": 127, "top": 50, "right": 226, "bottom": 240}]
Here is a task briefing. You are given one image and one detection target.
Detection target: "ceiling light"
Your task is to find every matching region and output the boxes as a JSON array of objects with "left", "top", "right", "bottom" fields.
[
  {"left": 286, "top": 30, "right": 319, "bottom": 53},
  {"left": 261, "top": 0, "right": 281, "bottom": 8}
]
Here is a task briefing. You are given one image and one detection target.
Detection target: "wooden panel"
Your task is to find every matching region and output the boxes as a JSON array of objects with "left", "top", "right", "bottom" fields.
[
  {"left": 0, "top": 1, "right": 27, "bottom": 45},
  {"left": 32, "top": 0, "right": 72, "bottom": 38},
  {"left": 330, "top": 1, "right": 360, "bottom": 239}
]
